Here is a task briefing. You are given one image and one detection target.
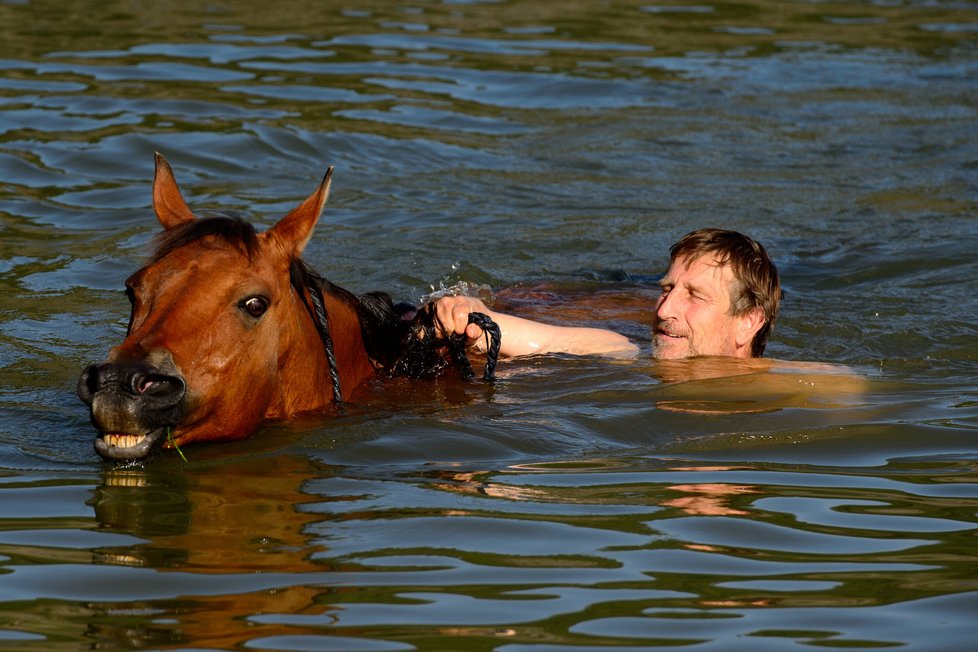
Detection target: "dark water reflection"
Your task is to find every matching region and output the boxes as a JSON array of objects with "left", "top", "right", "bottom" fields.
[{"left": 2, "top": 0, "right": 978, "bottom": 649}]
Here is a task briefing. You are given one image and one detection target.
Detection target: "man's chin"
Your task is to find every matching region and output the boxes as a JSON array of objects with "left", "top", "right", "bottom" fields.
[{"left": 653, "top": 336, "right": 691, "bottom": 360}]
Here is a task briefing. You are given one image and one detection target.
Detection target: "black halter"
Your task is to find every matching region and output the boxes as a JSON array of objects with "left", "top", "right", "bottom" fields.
[
  {"left": 305, "top": 284, "right": 345, "bottom": 402},
  {"left": 291, "top": 263, "right": 502, "bottom": 403},
  {"left": 290, "top": 263, "right": 344, "bottom": 403}
]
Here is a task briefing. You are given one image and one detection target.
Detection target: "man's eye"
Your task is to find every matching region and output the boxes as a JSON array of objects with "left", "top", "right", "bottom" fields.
[{"left": 240, "top": 296, "right": 269, "bottom": 318}]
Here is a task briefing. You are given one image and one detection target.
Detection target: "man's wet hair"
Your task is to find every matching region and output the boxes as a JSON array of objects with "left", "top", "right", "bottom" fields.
[{"left": 670, "top": 228, "right": 783, "bottom": 357}]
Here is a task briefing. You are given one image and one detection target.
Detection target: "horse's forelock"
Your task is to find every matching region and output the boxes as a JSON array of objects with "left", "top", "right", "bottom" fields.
[{"left": 151, "top": 216, "right": 260, "bottom": 263}]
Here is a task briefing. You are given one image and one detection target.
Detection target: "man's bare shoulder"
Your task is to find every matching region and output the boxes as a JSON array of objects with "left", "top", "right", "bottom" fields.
[{"left": 650, "top": 356, "right": 869, "bottom": 414}]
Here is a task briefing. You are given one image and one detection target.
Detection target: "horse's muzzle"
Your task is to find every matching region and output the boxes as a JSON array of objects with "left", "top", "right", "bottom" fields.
[{"left": 77, "top": 362, "right": 186, "bottom": 461}]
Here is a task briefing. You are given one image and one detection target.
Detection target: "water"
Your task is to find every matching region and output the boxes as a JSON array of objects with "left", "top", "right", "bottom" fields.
[{"left": 1, "top": 0, "right": 977, "bottom": 649}]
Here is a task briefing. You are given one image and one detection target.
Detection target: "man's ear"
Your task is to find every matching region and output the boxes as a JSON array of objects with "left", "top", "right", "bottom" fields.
[{"left": 735, "top": 307, "right": 766, "bottom": 351}]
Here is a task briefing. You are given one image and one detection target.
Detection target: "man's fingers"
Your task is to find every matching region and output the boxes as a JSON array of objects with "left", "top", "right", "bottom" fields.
[
  {"left": 430, "top": 296, "right": 489, "bottom": 341},
  {"left": 465, "top": 322, "right": 484, "bottom": 341},
  {"left": 452, "top": 304, "right": 474, "bottom": 336},
  {"left": 433, "top": 297, "right": 468, "bottom": 337}
]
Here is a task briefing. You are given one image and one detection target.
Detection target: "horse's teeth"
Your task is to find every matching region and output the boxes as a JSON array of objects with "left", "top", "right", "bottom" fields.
[{"left": 105, "top": 433, "right": 145, "bottom": 449}]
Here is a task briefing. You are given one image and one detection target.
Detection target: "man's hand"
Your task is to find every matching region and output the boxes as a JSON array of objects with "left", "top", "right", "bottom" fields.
[{"left": 433, "top": 295, "right": 491, "bottom": 345}]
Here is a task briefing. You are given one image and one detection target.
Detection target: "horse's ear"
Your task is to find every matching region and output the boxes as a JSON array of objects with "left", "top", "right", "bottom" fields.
[
  {"left": 268, "top": 166, "right": 333, "bottom": 258},
  {"left": 153, "top": 153, "right": 196, "bottom": 229}
]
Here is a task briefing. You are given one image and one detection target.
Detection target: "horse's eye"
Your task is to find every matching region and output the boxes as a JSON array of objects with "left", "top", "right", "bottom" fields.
[{"left": 241, "top": 296, "right": 269, "bottom": 318}]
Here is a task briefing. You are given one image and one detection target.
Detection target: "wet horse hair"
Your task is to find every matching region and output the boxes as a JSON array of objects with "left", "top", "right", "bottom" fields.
[
  {"left": 150, "top": 216, "right": 499, "bottom": 399},
  {"left": 291, "top": 261, "right": 502, "bottom": 392},
  {"left": 389, "top": 303, "right": 501, "bottom": 382}
]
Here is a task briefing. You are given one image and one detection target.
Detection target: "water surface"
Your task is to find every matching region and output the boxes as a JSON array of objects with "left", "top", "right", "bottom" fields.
[{"left": 1, "top": 0, "right": 977, "bottom": 649}]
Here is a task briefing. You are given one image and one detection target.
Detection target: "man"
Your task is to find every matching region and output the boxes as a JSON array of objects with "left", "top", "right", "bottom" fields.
[{"left": 433, "top": 228, "right": 782, "bottom": 361}]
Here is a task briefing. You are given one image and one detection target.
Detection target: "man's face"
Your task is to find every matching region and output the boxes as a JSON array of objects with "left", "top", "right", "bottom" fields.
[{"left": 653, "top": 253, "right": 754, "bottom": 359}]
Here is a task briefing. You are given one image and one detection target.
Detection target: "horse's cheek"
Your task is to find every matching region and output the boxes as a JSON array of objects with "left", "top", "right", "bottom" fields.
[
  {"left": 170, "top": 336, "right": 269, "bottom": 441},
  {"left": 223, "top": 330, "right": 281, "bottom": 426}
]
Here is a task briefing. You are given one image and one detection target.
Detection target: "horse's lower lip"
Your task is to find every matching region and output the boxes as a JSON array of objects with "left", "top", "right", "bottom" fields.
[{"left": 95, "top": 428, "right": 166, "bottom": 461}]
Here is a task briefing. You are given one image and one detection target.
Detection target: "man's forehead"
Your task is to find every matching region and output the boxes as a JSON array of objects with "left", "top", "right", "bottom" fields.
[{"left": 665, "top": 253, "right": 732, "bottom": 282}]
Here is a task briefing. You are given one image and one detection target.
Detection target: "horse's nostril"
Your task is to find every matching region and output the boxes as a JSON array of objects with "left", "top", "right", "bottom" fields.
[
  {"left": 133, "top": 371, "right": 186, "bottom": 402},
  {"left": 77, "top": 362, "right": 186, "bottom": 406},
  {"left": 76, "top": 365, "right": 99, "bottom": 404},
  {"left": 126, "top": 369, "right": 146, "bottom": 396}
]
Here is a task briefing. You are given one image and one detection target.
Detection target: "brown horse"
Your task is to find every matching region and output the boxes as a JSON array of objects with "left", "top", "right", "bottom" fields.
[{"left": 78, "top": 154, "right": 443, "bottom": 462}]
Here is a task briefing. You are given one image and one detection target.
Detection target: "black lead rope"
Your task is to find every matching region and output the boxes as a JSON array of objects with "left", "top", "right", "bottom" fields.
[
  {"left": 392, "top": 303, "right": 502, "bottom": 383},
  {"left": 447, "top": 313, "right": 501, "bottom": 382},
  {"left": 313, "top": 295, "right": 503, "bottom": 399},
  {"left": 297, "top": 262, "right": 501, "bottom": 397}
]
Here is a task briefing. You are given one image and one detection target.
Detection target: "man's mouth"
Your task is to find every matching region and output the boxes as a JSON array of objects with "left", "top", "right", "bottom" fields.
[
  {"left": 655, "top": 328, "right": 686, "bottom": 340},
  {"left": 95, "top": 428, "right": 167, "bottom": 461}
]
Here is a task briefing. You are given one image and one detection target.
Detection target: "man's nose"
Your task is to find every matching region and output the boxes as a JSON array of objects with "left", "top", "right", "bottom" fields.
[{"left": 656, "top": 291, "right": 678, "bottom": 320}]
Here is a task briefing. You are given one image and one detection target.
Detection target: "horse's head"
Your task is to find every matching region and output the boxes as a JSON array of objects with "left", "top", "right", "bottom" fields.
[{"left": 78, "top": 154, "right": 334, "bottom": 461}]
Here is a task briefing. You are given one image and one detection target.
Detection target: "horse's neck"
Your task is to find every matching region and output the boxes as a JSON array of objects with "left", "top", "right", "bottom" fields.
[
  {"left": 320, "top": 289, "right": 377, "bottom": 396},
  {"left": 270, "top": 284, "right": 376, "bottom": 418}
]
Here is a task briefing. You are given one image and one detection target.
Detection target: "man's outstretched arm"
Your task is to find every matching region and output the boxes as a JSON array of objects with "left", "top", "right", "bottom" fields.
[{"left": 433, "top": 295, "right": 638, "bottom": 359}]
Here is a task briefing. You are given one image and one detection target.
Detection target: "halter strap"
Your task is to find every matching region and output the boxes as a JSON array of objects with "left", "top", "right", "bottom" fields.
[
  {"left": 291, "top": 264, "right": 343, "bottom": 404},
  {"left": 305, "top": 285, "right": 343, "bottom": 403}
]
